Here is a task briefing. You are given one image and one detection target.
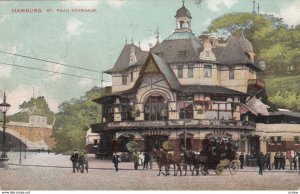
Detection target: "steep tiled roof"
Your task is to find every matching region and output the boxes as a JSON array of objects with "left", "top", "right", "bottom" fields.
[
  {"left": 105, "top": 44, "right": 148, "bottom": 74},
  {"left": 152, "top": 32, "right": 202, "bottom": 64},
  {"left": 152, "top": 53, "right": 181, "bottom": 91}
]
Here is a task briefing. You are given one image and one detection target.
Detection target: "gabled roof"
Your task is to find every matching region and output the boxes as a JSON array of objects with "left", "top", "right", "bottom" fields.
[
  {"left": 105, "top": 44, "right": 148, "bottom": 74},
  {"left": 132, "top": 53, "right": 181, "bottom": 91}
]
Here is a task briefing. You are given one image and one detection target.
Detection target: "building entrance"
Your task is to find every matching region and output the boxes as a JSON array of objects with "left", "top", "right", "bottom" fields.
[{"left": 144, "top": 135, "right": 168, "bottom": 152}]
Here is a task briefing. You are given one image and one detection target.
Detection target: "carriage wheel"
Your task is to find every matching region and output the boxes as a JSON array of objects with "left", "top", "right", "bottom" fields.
[
  {"left": 229, "top": 160, "right": 239, "bottom": 175},
  {"left": 215, "top": 164, "right": 224, "bottom": 176},
  {"left": 200, "top": 165, "right": 208, "bottom": 176}
]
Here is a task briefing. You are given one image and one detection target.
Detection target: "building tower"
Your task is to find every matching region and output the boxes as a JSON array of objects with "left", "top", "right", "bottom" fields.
[{"left": 175, "top": 1, "right": 192, "bottom": 33}]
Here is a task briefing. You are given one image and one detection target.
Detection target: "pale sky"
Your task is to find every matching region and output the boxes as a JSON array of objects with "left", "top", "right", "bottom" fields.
[{"left": 0, "top": 0, "right": 299, "bottom": 115}]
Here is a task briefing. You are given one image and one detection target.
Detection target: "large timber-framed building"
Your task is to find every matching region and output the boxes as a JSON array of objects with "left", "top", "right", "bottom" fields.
[{"left": 91, "top": 3, "right": 300, "bottom": 160}]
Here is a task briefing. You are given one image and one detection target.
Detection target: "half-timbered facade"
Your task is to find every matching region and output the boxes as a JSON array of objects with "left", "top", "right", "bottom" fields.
[{"left": 92, "top": 3, "right": 266, "bottom": 157}]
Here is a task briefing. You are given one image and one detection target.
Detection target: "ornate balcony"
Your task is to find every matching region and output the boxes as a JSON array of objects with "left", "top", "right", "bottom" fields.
[{"left": 91, "top": 119, "right": 256, "bottom": 133}]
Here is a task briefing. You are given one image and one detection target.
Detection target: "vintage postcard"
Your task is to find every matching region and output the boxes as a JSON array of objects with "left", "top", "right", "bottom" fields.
[{"left": 0, "top": 0, "right": 299, "bottom": 192}]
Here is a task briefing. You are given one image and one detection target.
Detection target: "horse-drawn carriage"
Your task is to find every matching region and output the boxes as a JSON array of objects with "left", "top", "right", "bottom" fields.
[
  {"left": 198, "top": 137, "right": 239, "bottom": 176},
  {"left": 200, "top": 156, "right": 239, "bottom": 176},
  {"left": 152, "top": 137, "right": 240, "bottom": 176}
]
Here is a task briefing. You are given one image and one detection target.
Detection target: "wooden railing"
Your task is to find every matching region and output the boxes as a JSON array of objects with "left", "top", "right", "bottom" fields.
[{"left": 91, "top": 119, "right": 256, "bottom": 132}]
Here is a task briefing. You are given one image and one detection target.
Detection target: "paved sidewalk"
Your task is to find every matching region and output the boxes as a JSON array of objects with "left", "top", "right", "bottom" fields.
[{"left": 0, "top": 152, "right": 299, "bottom": 190}]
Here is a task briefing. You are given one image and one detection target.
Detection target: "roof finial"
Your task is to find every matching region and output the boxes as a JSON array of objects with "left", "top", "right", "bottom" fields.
[
  {"left": 155, "top": 26, "right": 160, "bottom": 43},
  {"left": 182, "top": 0, "right": 185, "bottom": 6},
  {"left": 138, "top": 41, "right": 141, "bottom": 48},
  {"left": 125, "top": 37, "right": 128, "bottom": 45},
  {"left": 131, "top": 38, "right": 134, "bottom": 45}
]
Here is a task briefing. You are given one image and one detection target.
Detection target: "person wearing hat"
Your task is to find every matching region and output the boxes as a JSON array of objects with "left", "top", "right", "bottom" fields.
[
  {"left": 70, "top": 149, "right": 79, "bottom": 173},
  {"left": 239, "top": 152, "right": 245, "bottom": 169},
  {"left": 112, "top": 153, "right": 120, "bottom": 172},
  {"left": 257, "top": 152, "right": 265, "bottom": 175}
]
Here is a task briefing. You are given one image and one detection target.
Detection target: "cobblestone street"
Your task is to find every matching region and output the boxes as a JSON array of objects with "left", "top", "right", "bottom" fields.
[{"left": 0, "top": 152, "right": 299, "bottom": 190}]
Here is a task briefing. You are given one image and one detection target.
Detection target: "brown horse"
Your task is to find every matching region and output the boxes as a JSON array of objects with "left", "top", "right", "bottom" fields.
[
  {"left": 160, "top": 149, "right": 183, "bottom": 176},
  {"left": 152, "top": 149, "right": 169, "bottom": 176}
]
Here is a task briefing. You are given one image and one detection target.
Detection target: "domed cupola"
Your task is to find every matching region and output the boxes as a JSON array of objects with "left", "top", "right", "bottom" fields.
[{"left": 175, "top": 1, "right": 192, "bottom": 33}]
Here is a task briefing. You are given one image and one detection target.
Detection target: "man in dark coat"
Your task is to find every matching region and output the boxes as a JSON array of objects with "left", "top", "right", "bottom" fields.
[
  {"left": 70, "top": 150, "right": 79, "bottom": 173},
  {"left": 274, "top": 153, "right": 279, "bottom": 169},
  {"left": 265, "top": 152, "right": 271, "bottom": 170},
  {"left": 279, "top": 152, "right": 285, "bottom": 170},
  {"left": 143, "top": 152, "right": 150, "bottom": 170},
  {"left": 112, "top": 154, "right": 120, "bottom": 172},
  {"left": 257, "top": 152, "right": 265, "bottom": 175},
  {"left": 239, "top": 152, "right": 245, "bottom": 169}
]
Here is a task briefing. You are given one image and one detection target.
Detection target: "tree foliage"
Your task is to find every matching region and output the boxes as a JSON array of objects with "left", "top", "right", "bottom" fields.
[
  {"left": 52, "top": 86, "right": 106, "bottom": 153},
  {"left": 162, "top": 140, "right": 174, "bottom": 151},
  {"left": 207, "top": 12, "right": 300, "bottom": 75},
  {"left": 8, "top": 96, "right": 55, "bottom": 124}
]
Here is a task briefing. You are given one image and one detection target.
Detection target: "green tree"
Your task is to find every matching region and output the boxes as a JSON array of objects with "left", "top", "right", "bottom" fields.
[
  {"left": 206, "top": 12, "right": 300, "bottom": 75},
  {"left": 52, "top": 86, "right": 107, "bottom": 153},
  {"left": 8, "top": 96, "right": 55, "bottom": 124}
]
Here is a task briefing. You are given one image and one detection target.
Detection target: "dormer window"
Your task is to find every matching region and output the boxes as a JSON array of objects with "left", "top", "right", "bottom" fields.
[{"left": 205, "top": 51, "right": 209, "bottom": 58}]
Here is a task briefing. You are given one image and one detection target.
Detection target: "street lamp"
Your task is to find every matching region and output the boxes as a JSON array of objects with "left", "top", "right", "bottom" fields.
[{"left": 0, "top": 91, "right": 11, "bottom": 167}]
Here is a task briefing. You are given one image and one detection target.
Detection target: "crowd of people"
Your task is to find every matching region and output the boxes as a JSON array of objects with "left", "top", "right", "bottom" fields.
[
  {"left": 238, "top": 151, "right": 300, "bottom": 175},
  {"left": 70, "top": 149, "right": 89, "bottom": 173}
]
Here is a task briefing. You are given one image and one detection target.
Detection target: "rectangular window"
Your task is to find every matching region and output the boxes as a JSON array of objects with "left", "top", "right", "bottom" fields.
[
  {"left": 93, "top": 139, "right": 98, "bottom": 145},
  {"left": 205, "top": 51, "right": 209, "bottom": 58},
  {"left": 294, "top": 136, "right": 300, "bottom": 144},
  {"left": 122, "top": 74, "right": 127, "bottom": 85},
  {"left": 204, "top": 64, "right": 212, "bottom": 78},
  {"left": 130, "top": 70, "right": 133, "bottom": 82},
  {"left": 178, "top": 64, "right": 183, "bottom": 78},
  {"left": 277, "top": 136, "right": 282, "bottom": 144},
  {"left": 229, "top": 66, "right": 234, "bottom": 79},
  {"left": 270, "top": 137, "right": 275, "bottom": 144},
  {"left": 188, "top": 64, "right": 193, "bottom": 78}
]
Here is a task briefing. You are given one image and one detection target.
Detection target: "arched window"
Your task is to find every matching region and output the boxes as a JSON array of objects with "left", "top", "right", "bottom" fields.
[
  {"left": 179, "top": 21, "right": 184, "bottom": 29},
  {"left": 144, "top": 95, "right": 168, "bottom": 121}
]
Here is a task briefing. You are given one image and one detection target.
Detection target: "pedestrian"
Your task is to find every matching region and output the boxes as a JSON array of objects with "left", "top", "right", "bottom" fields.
[
  {"left": 239, "top": 152, "right": 245, "bottom": 169},
  {"left": 293, "top": 154, "right": 298, "bottom": 170},
  {"left": 143, "top": 152, "right": 150, "bottom": 169},
  {"left": 133, "top": 151, "right": 139, "bottom": 170},
  {"left": 84, "top": 154, "right": 89, "bottom": 173},
  {"left": 274, "top": 153, "right": 279, "bottom": 169},
  {"left": 297, "top": 153, "right": 300, "bottom": 173},
  {"left": 193, "top": 156, "right": 200, "bottom": 176},
  {"left": 265, "top": 152, "right": 271, "bottom": 170},
  {"left": 112, "top": 153, "right": 120, "bottom": 172},
  {"left": 257, "top": 152, "right": 265, "bottom": 175},
  {"left": 289, "top": 157, "right": 293, "bottom": 170},
  {"left": 149, "top": 152, "right": 154, "bottom": 169},
  {"left": 70, "top": 149, "right": 79, "bottom": 173},
  {"left": 278, "top": 152, "right": 285, "bottom": 170},
  {"left": 78, "top": 152, "right": 85, "bottom": 173}
]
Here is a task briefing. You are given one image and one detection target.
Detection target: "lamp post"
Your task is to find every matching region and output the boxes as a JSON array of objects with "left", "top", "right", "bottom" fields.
[{"left": 0, "top": 92, "right": 11, "bottom": 167}]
